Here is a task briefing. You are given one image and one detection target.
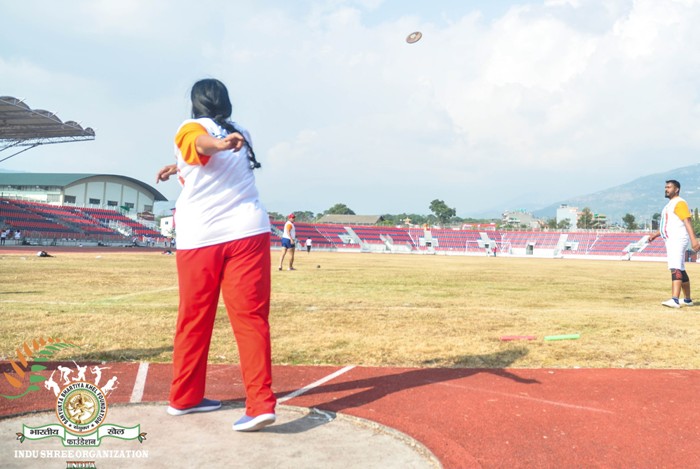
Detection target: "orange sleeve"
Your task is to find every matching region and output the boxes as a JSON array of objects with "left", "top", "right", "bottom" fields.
[
  {"left": 174, "top": 123, "right": 210, "bottom": 166},
  {"left": 675, "top": 201, "right": 692, "bottom": 220}
]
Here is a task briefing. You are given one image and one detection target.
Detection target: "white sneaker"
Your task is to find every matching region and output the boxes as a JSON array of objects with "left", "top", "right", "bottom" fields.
[
  {"left": 232, "top": 413, "right": 276, "bottom": 432},
  {"left": 661, "top": 299, "right": 681, "bottom": 308},
  {"left": 681, "top": 300, "right": 694, "bottom": 307}
]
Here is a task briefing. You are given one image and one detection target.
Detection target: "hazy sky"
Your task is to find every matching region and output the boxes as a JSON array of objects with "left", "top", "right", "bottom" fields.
[{"left": 2, "top": 0, "right": 700, "bottom": 217}]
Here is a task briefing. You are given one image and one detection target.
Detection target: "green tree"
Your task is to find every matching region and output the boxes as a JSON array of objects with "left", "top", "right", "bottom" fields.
[
  {"left": 557, "top": 219, "right": 571, "bottom": 230},
  {"left": 429, "top": 199, "right": 456, "bottom": 225},
  {"left": 380, "top": 213, "right": 434, "bottom": 227},
  {"left": 577, "top": 207, "right": 594, "bottom": 229},
  {"left": 692, "top": 208, "right": 700, "bottom": 235},
  {"left": 622, "top": 213, "right": 638, "bottom": 231},
  {"left": 546, "top": 218, "right": 558, "bottom": 229},
  {"left": 294, "top": 211, "right": 316, "bottom": 222},
  {"left": 267, "top": 211, "right": 284, "bottom": 221},
  {"left": 324, "top": 203, "right": 355, "bottom": 215}
]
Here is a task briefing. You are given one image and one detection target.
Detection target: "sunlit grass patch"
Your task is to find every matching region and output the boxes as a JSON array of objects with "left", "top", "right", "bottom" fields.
[{"left": 0, "top": 250, "right": 696, "bottom": 369}]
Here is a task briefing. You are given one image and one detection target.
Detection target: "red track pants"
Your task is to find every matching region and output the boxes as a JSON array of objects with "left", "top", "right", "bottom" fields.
[{"left": 169, "top": 232, "right": 276, "bottom": 416}]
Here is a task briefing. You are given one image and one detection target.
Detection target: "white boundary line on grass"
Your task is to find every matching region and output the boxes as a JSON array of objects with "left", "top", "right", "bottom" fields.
[
  {"left": 102, "top": 286, "right": 178, "bottom": 302},
  {"left": 278, "top": 365, "right": 356, "bottom": 403},
  {"left": 130, "top": 362, "right": 150, "bottom": 403}
]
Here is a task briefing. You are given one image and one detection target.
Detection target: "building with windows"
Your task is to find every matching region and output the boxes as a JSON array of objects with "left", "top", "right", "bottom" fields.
[
  {"left": 502, "top": 209, "right": 541, "bottom": 230},
  {"left": 0, "top": 173, "right": 167, "bottom": 214}
]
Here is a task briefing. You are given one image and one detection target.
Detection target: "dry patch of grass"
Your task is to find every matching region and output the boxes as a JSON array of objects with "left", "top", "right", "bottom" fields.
[{"left": 0, "top": 250, "right": 697, "bottom": 369}]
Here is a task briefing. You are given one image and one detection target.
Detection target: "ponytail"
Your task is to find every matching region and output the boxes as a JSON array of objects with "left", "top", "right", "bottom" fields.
[{"left": 190, "top": 79, "right": 261, "bottom": 170}]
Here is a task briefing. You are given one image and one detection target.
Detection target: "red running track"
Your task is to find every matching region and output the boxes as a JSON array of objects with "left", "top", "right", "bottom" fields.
[{"left": 1, "top": 362, "right": 699, "bottom": 468}]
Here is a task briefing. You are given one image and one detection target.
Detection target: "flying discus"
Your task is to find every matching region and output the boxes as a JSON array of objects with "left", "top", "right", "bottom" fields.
[{"left": 406, "top": 31, "right": 422, "bottom": 44}]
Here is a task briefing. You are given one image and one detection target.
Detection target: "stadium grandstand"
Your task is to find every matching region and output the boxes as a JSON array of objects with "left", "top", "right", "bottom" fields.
[
  {"left": 0, "top": 96, "right": 167, "bottom": 246},
  {"left": 0, "top": 192, "right": 679, "bottom": 259},
  {"left": 0, "top": 194, "right": 166, "bottom": 246},
  {"left": 266, "top": 219, "right": 675, "bottom": 262}
]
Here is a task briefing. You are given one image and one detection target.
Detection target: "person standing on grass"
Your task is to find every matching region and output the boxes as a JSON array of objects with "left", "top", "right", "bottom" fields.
[
  {"left": 648, "top": 179, "right": 700, "bottom": 308},
  {"left": 278, "top": 213, "right": 296, "bottom": 270},
  {"left": 156, "top": 78, "right": 276, "bottom": 432},
  {"left": 306, "top": 237, "right": 312, "bottom": 254}
]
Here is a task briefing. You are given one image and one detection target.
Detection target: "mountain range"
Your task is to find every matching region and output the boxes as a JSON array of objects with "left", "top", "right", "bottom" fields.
[{"left": 533, "top": 164, "right": 700, "bottom": 223}]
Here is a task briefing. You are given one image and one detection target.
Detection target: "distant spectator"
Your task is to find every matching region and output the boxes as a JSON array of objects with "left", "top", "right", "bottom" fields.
[
  {"left": 278, "top": 213, "right": 296, "bottom": 271},
  {"left": 306, "top": 237, "right": 312, "bottom": 254},
  {"left": 14, "top": 230, "right": 21, "bottom": 244},
  {"left": 0, "top": 229, "right": 7, "bottom": 245}
]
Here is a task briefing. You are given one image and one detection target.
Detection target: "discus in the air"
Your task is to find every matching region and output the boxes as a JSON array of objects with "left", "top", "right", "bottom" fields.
[{"left": 406, "top": 31, "right": 422, "bottom": 44}]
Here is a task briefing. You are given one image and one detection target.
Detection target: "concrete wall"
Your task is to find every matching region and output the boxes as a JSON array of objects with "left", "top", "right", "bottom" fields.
[{"left": 63, "top": 176, "right": 155, "bottom": 213}]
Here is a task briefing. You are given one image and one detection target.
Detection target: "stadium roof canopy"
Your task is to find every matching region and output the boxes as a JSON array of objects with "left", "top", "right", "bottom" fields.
[
  {"left": 0, "top": 96, "right": 95, "bottom": 162},
  {"left": 0, "top": 172, "right": 168, "bottom": 202}
]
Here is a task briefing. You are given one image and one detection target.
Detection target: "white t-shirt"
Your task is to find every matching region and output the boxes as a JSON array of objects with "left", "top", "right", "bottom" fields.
[
  {"left": 282, "top": 220, "right": 295, "bottom": 240},
  {"left": 660, "top": 196, "right": 690, "bottom": 242},
  {"left": 173, "top": 118, "right": 269, "bottom": 250}
]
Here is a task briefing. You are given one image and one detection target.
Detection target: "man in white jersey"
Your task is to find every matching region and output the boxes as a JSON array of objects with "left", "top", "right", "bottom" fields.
[
  {"left": 648, "top": 180, "right": 700, "bottom": 308},
  {"left": 278, "top": 213, "right": 296, "bottom": 271}
]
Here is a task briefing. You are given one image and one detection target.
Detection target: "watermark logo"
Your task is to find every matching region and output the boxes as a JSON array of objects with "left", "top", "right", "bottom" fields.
[
  {"left": 2, "top": 337, "right": 78, "bottom": 400},
  {"left": 66, "top": 462, "right": 96, "bottom": 469},
  {"left": 57, "top": 381, "right": 108, "bottom": 434},
  {"left": 4, "top": 337, "right": 147, "bottom": 448},
  {"left": 17, "top": 380, "right": 145, "bottom": 447}
]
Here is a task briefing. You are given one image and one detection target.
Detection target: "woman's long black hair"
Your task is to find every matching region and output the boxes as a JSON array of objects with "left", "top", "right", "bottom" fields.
[{"left": 190, "top": 78, "right": 261, "bottom": 169}]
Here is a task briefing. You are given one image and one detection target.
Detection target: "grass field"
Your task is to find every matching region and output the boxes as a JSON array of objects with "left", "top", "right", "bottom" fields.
[{"left": 0, "top": 249, "right": 698, "bottom": 369}]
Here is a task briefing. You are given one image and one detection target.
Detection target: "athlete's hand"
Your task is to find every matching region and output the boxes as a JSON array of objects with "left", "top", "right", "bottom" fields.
[
  {"left": 693, "top": 240, "right": 700, "bottom": 252},
  {"left": 156, "top": 164, "right": 177, "bottom": 183},
  {"left": 216, "top": 132, "right": 245, "bottom": 152}
]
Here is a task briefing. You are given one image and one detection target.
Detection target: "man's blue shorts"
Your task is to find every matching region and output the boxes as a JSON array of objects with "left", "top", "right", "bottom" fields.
[{"left": 281, "top": 238, "right": 294, "bottom": 249}]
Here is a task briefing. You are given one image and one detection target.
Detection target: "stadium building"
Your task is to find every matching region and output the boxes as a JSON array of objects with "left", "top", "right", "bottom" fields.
[
  {"left": 0, "top": 173, "right": 167, "bottom": 245},
  {"left": 0, "top": 172, "right": 166, "bottom": 214},
  {"left": 0, "top": 96, "right": 167, "bottom": 245}
]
